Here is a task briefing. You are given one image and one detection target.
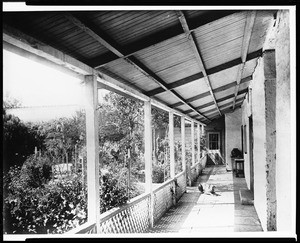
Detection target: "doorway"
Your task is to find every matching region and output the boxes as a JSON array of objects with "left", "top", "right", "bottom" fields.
[
  {"left": 207, "top": 132, "right": 222, "bottom": 164},
  {"left": 249, "top": 116, "right": 254, "bottom": 192}
]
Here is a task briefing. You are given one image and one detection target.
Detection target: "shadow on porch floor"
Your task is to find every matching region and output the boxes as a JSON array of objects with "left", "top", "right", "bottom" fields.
[{"left": 146, "top": 165, "right": 262, "bottom": 234}]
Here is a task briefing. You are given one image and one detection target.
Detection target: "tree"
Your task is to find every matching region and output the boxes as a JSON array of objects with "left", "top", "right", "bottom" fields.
[
  {"left": 3, "top": 111, "right": 44, "bottom": 172},
  {"left": 3, "top": 94, "right": 22, "bottom": 110}
]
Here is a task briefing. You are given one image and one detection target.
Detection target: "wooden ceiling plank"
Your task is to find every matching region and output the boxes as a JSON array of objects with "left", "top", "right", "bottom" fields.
[
  {"left": 170, "top": 75, "right": 252, "bottom": 108},
  {"left": 64, "top": 13, "right": 124, "bottom": 58},
  {"left": 204, "top": 96, "right": 244, "bottom": 114},
  {"left": 232, "top": 11, "right": 256, "bottom": 110},
  {"left": 183, "top": 88, "right": 248, "bottom": 114},
  {"left": 145, "top": 49, "right": 260, "bottom": 97},
  {"left": 65, "top": 13, "right": 210, "bottom": 122},
  {"left": 88, "top": 11, "right": 240, "bottom": 68},
  {"left": 176, "top": 10, "right": 222, "bottom": 116}
]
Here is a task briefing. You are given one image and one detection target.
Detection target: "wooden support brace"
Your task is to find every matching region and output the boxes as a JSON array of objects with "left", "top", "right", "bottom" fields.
[
  {"left": 84, "top": 74, "right": 101, "bottom": 233},
  {"left": 144, "top": 101, "right": 154, "bottom": 227},
  {"left": 191, "top": 121, "right": 195, "bottom": 166},
  {"left": 181, "top": 116, "right": 187, "bottom": 188},
  {"left": 197, "top": 123, "right": 201, "bottom": 163},
  {"left": 169, "top": 112, "right": 175, "bottom": 178}
]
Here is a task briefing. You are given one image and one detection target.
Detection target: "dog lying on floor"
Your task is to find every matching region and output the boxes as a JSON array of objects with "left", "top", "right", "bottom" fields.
[{"left": 198, "top": 183, "right": 220, "bottom": 196}]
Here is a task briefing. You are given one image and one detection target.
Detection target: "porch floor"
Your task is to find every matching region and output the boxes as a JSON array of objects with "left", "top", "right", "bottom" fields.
[{"left": 146, "top": 165, "right": 263, "bottom": 234}]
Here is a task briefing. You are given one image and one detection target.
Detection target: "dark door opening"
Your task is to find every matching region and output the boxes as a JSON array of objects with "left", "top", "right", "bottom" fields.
[{"left": 249, "top": 116, "right": 254, "bottom": 192}]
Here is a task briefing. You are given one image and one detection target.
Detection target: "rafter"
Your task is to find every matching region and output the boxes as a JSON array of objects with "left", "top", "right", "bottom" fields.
[
  {"left": 207, "top": 102, "right": 243, "bottom": 119},
  {"left": 64, "top": 13, "right": 210, "bottom": 122},
  {"left": 145, "top": 49, "right": 261, "bottom": 97},
  {"left": 232, "top": 11, "right": 256, "bottom": 110},
  {"left": 204, "top": 97, "right": 245, "bottom": 115},
  {"left": 170, "top": 75, "right": 252, "bottom": 108},
  {"left": 85, "top": 10, "right": 240, "bottom": 68},
  {"left": 145, "top": 72, "right": 204, "bottom": 96},
  {"left": 182, "top": 88, "right": 248, "bottom": 114},
  {"left": 176, "top": 10, "right": 222, "bottom": 117}
]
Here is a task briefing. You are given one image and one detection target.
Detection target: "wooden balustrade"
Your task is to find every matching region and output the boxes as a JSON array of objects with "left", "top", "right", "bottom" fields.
[{"left": 65, "top": 171, "right": 189, "bottom": 234}]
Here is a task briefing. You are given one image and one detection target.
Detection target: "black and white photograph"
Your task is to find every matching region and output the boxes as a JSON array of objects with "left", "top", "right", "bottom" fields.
[{"left": 2, "top": 1, "right": 296, "bottom": 240}]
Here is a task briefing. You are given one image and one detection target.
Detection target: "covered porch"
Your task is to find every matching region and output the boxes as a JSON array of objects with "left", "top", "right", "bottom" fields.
[
  {"left": 147, "top": 165, "right": 262, "bottom": 234},
  {"left": 3, "top": 5, "right": 295, "bottom": 238}
]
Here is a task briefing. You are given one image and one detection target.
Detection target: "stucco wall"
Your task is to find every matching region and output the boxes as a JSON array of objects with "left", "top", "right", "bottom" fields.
[
  {"left": 275, "top": 10, "right": 293, "bottom": 232},
  {"left": 224, "top": 109, "right": 242, "bottom": 170},
  {"left": 241, "top": 94, "right": 251, "bottom": 189},
  {"left": 247, "top": 56, "right": 268, "bottom": 231},
  {"left": 241, "top": 46, "right": 278, "bottom": 232}
]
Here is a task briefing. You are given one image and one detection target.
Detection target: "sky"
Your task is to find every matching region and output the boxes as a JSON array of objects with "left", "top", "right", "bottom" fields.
[{"left": 3, "top": 49, "right": 88, "bottom": 107}]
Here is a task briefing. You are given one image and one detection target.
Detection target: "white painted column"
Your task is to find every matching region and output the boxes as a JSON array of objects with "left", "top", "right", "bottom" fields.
[
  {"left": 84, "top": 74, "right": 101, "bottom": 232},
  {"left": 199, "top": 125, "right": 202, "bottom": 157},
  {"left": 144, "top": 101, "right": 153, "bottom": 227},
  {"left": 197, "top": 123, "right": 201, "bottom": 163},
  {"left": 169, "top": 112, "right": 175, "bottom": 178},
  {"left": 191, "top": 121, "right": 195, "bottom": 166},
  {"left": 181, "top": 116, "right": 186, "bottom": 185},
  {"left": 201, "top": 124, "right": 205, "bottom": 157}
]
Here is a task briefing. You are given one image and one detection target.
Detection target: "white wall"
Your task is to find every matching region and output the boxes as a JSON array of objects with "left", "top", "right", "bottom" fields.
[
  {"left": 275, "top": 10, "right": 294, "bottom": 233},
  {"left": 241, "top": 96, "right": 250, "bottom": 189},
  {"left": 244, "top": 57, "right": 268, "bottom": 231},
  {"left": 224, "top": 109, "right": 242, "bottom": 170}
]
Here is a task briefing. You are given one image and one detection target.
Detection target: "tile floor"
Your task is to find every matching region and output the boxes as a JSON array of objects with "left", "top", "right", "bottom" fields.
[{"left": 146, "top": 165, "right": 263, "bottom": 234}]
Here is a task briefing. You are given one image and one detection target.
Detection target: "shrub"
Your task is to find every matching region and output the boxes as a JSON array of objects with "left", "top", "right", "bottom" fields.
[
  {"left": 20, "top": 154, "right": 52, "bottom": 188},
  {"left": 100, "top": 170, "right": 128, "bottom": 213},
  {"left": 4, "top": 175, "right": 87, "bottom": 234},
  {"left": 4, "top": 165, "right": 134, "bottom": 234},
  {"left": 152, "top": 164, "right": 165, "bottom": 183}
]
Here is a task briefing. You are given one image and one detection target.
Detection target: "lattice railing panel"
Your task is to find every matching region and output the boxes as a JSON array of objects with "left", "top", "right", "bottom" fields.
[
  {"left": 99, "top": 194, "right": 150, "bottom": 234},
  {"left": 191, "top": 155, "right": 207, "bottom": 183},
  {"left": 175, "top": 172, "right": 186, "bottom": 201},
  {"left": 153, "top": 181, "right": 173, "bottom": 222},
  {"left": 64, "top": 221, "right": 96, "bottom": 234}
]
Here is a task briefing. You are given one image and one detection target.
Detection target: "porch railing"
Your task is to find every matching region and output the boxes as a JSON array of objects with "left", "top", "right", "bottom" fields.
[
  {"left": 65, "top": 154, "right": 206, "bottom": 234},
  {"left": 191, "top": 153, "right": 207, "bottom": 183}
]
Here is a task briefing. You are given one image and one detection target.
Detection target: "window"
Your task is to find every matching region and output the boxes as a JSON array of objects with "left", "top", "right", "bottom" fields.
[{"left": 208, "top": 133, "right": 219, "bottom": 150}]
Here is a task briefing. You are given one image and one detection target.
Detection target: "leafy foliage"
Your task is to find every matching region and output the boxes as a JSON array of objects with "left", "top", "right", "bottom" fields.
[
  {"left": 4, "top": 173, "right": 87, "bottom": 234},
  {"left": 19, "top": 154, "right": 52, "bottom": 188},
  {"left": 3, "top": 111, "right": 45, "bottom": 172},
  {"left": 100, "top": 170, "right": 128, "bottom": 213},
  {"left": 3, "top": 90, "right": 201, "bottom": 234}
]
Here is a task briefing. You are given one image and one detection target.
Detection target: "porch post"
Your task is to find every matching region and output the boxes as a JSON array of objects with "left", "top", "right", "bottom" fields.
[
  {"left": 201, "top": 124, "right": 205, "bottom": 157},
  {"left": 181, "top": 116, "right": 186, "bottom": 188},
  {"left": 84, "top": 74, "right": 101, "bottom": 233},
  {"left": 144, "top": 100, "right": 154, "bottom": 227},
  {"left": 197, "top": 123, "right": 201, "bottom": 173},
  {"left": 263, "top": 49, "right": 277, "bottom": 231},
  {"left": 169, "top": 111, "right": 175, "bottom": 178},
  {"left": 191, "top": 121, "right": 195, "bottom": 166}
]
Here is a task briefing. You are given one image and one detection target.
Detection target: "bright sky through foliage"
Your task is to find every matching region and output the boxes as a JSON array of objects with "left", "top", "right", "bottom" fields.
[{"left": 3, "top": 49, "right": 86, "bottom": 107}]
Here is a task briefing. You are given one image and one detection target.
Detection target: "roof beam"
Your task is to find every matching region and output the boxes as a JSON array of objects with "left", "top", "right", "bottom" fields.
[
  {"left": 232, "top": 11, "right": 256, "bottom": 110},
  {"left": 64, "top": 13, "right": 210, "bottom": 122},
  {"left": 145, "top": 72, "right": 204, "bottom": 96},
  {"left": 170, "top": 75, "right": 252, "bottom": 108},
  {"left": 2, "top": 21, "right": 208, "bottom": 126},
  {"left": 176, "top": 10, "right": 221, "bottom": 117},
  {"left": 208, "top": 102, "right": 243, "bottom": 119},
  {"left": 98, "top": 69, "right": 206, "bottom": 126},
  {"left": 3, "top": 24, "right": 94, "bottom": 76},
  {"left": 183, "top": 88, "right": 248, "bottom": 114},
  {"left": 85, "top": 10, "right": 240, "bottom": 68},
  {"left": 204, "top": 96, "right": 245, "bottom": 114},
  {"left": 145, "top": 49, "right": 261, "bottom": 97}
]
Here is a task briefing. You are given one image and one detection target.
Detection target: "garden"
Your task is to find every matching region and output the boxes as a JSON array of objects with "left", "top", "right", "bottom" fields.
[{"left": 3, "top": 91, "right": 189, "bottom": 234}]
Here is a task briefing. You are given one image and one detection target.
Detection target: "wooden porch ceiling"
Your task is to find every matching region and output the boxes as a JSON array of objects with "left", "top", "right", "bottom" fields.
[{"left": 3, "top": 10, "right": 277, "bottom": 124}]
